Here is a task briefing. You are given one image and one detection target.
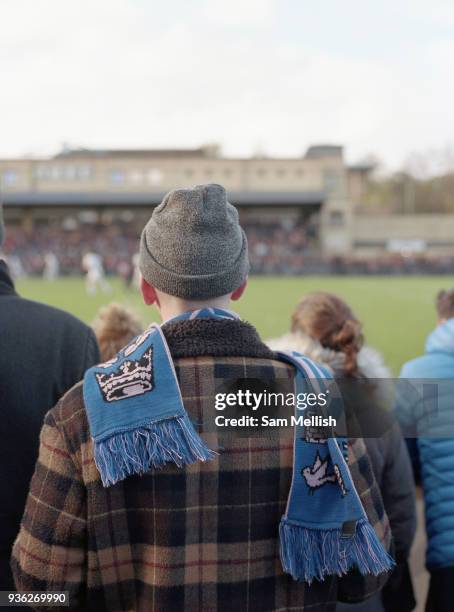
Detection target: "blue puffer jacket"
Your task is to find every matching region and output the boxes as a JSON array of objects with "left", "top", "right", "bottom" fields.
[{"left": 398, "top": 317, "right": 454, "bottom": 569}]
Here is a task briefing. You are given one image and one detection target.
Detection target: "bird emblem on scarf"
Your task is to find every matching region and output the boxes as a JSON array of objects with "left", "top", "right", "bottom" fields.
[{"left": 302, "top": 451, "right": 337, "bottom": 493}]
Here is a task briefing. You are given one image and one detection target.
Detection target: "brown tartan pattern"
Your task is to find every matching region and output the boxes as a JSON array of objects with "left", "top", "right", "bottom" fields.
[{"left": 11, "top": 320, "right": 391, "bottom": 612}]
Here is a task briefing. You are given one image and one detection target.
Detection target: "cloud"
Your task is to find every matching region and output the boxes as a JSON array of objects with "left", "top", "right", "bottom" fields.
[
  {"left": 0, "top": 0, "right": 453, "bottom": 171},
  {"left": 199, "top": 0, "right": 276, "bottom": 27}
]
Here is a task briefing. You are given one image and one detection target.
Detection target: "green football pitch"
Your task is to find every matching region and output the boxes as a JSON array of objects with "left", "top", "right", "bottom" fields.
[{"left": 16, "top": 275, "right": 453, "bottom": 374}]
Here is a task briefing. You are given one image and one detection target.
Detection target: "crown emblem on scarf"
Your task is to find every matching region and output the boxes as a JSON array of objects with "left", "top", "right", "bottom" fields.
[
  {"left": 95, "top": 348, "right": 154, "bottom": 402},
  {"left": 124, "top": 327, "right": 154, "bottom": 357}
]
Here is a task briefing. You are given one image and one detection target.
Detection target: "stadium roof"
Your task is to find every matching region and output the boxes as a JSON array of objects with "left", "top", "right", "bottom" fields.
[
  {"left": 2, "top": 190, "right": 325, "bottom": 208},
  {"left": 54, "top": 145, "right": 220, "bottom": 159}
]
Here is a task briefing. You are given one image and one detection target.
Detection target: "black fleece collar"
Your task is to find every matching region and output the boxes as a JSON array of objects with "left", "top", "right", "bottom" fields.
[
  {"left": 161, "top": 317, "right": 274, "bottom": 359},
  {"left": 0, "top": 260, "right": 17, "bottom": 297}
]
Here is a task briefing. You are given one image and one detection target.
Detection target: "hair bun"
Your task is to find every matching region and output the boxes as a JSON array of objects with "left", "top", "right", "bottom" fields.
[
  {"left": 291, "top": 292, "right": 364, "bottom": 376},
  {"left": 330, "top": 319, "right": 363, "bottom": 376},
  {"left": 332, "top": 319, "right": 361, "bottom": 349}
]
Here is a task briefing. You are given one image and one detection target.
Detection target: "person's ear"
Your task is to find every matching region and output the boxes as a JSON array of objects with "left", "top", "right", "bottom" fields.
[
  {"left": 141, "top": 277, "right": 159, "bottom": 306},
  {"left": 231, "top": 277, "right": 248, "bottom": 302}
]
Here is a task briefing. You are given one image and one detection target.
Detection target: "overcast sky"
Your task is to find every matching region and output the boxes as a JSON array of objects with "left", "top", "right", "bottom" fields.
[{"left": 1, "top": 0, "right": 453, "bottom": 171}]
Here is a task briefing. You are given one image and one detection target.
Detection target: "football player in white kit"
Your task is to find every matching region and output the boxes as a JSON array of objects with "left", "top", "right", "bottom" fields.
[
  {"left": 132, "top": 252, "right": 141, "bottom": 289},
  {"left": 82, "top": 251, "right": 111, "bottom": 296},
  {"left": 43, "top": 252, "right": 60, "bottom": 281}
]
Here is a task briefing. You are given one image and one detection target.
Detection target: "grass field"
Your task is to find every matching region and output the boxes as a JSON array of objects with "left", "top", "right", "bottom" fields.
[{"left": 16, "top": 275, "right": 453, "bottom": 374}]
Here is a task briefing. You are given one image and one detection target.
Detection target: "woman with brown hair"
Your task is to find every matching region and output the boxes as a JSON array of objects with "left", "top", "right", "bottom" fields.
[
  {"left": 268, "top": 292, "right": 417, "bottom": 612},
  {"left": 92, "top": 302, "right": 143, "bottom": 362},
  {"left": 269, "top": 292, "right": 388, "bottom": 379}
]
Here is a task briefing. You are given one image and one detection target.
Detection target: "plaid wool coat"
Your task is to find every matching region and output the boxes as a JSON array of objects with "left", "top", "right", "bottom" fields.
[{"left": 11, "top": 317, "right": 392, "bottom": 612}]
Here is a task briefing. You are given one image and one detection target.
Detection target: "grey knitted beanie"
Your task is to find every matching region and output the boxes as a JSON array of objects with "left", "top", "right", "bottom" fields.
[{"left": 139, "top": 184, "right": 249, "bottom": 300}]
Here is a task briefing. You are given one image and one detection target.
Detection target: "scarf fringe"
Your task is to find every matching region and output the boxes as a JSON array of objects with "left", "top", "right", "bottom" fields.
[
  {"left": 94, "top": 415, "right": 217, "bottom": 487},
  {"left": 279, "top": 517, "right": 395, "bottom": 584}
]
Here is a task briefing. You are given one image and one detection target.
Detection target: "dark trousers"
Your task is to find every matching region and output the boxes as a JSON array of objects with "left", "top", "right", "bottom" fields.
[
  {"left": 0, "top": 557, "right": 15, "bottom": 591},
  {"left": 336, "top": 592, "right": 384, "bottom": 611},
  {"left": 426, "top": 566, "right": 454, "bottom": 612}
]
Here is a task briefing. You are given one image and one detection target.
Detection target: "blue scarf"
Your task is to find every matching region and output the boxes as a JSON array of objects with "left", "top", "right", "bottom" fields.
[
  {"left": 83, "top": 308, "right": 393, "bottom": 583},
  {"left": 83, "top": 320, "right": 216, "bottom": 486},
  {"left": 276, "top": 351, "right": 394, "bottom": 582}
]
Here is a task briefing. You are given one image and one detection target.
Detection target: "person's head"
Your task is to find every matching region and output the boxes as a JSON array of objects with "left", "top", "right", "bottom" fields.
[
  {"left": 92, "top": 303, "right": 143, "bottom": 362},
  {"left": 291, "top": 292, "right": 364, "bottom": 376},
  {"left": 138, "top": 184, "right": 249, "bottom": 319},
  {"left": 436, "top": 289, "right": 454, "bottom": 324}
]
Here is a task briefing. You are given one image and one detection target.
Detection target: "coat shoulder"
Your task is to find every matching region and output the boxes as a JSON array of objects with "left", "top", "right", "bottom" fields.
[
  {"left": 17, "top": 295, "right": 91, "bottom": 331},
  {"left": 50, "top": 380, "right": 85, "bottom": 422},
  {"left": 400, "top": 354, "right": 434, "bottom": 377},
  {"left": 356, "top": 346, "right": 391, "bottom": 378},
  {"left": 46, "top": 381, "right": 90, "bottom": 453}
]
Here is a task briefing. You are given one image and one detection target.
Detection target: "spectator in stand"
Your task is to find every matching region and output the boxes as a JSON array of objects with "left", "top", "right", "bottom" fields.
[{"left": 0, "top": 205, "right": 100, "bottom": 591}]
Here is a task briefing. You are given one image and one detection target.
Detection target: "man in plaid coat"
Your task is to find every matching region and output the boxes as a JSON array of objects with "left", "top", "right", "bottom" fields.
[{"left": 12, "top": 185, "right": 391, "bottom": 611}]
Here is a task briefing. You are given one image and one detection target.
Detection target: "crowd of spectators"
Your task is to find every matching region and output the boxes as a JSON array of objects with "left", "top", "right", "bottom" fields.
[
  {"left": 2, "top": 223, "right": 138, "bottom": 276},
  {"left": 2, "top": 218, "right": 316, "bottom": 277},
  {"left": 3, "top": 220, "right": 454, "bottom": 277},
  {"left": 328, "top": 254, "right": 454, "bottom": 275}
]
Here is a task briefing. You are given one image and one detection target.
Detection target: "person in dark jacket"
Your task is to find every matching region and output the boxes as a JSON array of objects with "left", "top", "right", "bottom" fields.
[
  {"left": 269, "top": 292, "right": 417, "bottom": 612},
  {"left": 398, "top": 288, "right": 454, "bottom": 612},
  {"left": 0, "top": 206, "right": 100, "bottom": 591}
]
